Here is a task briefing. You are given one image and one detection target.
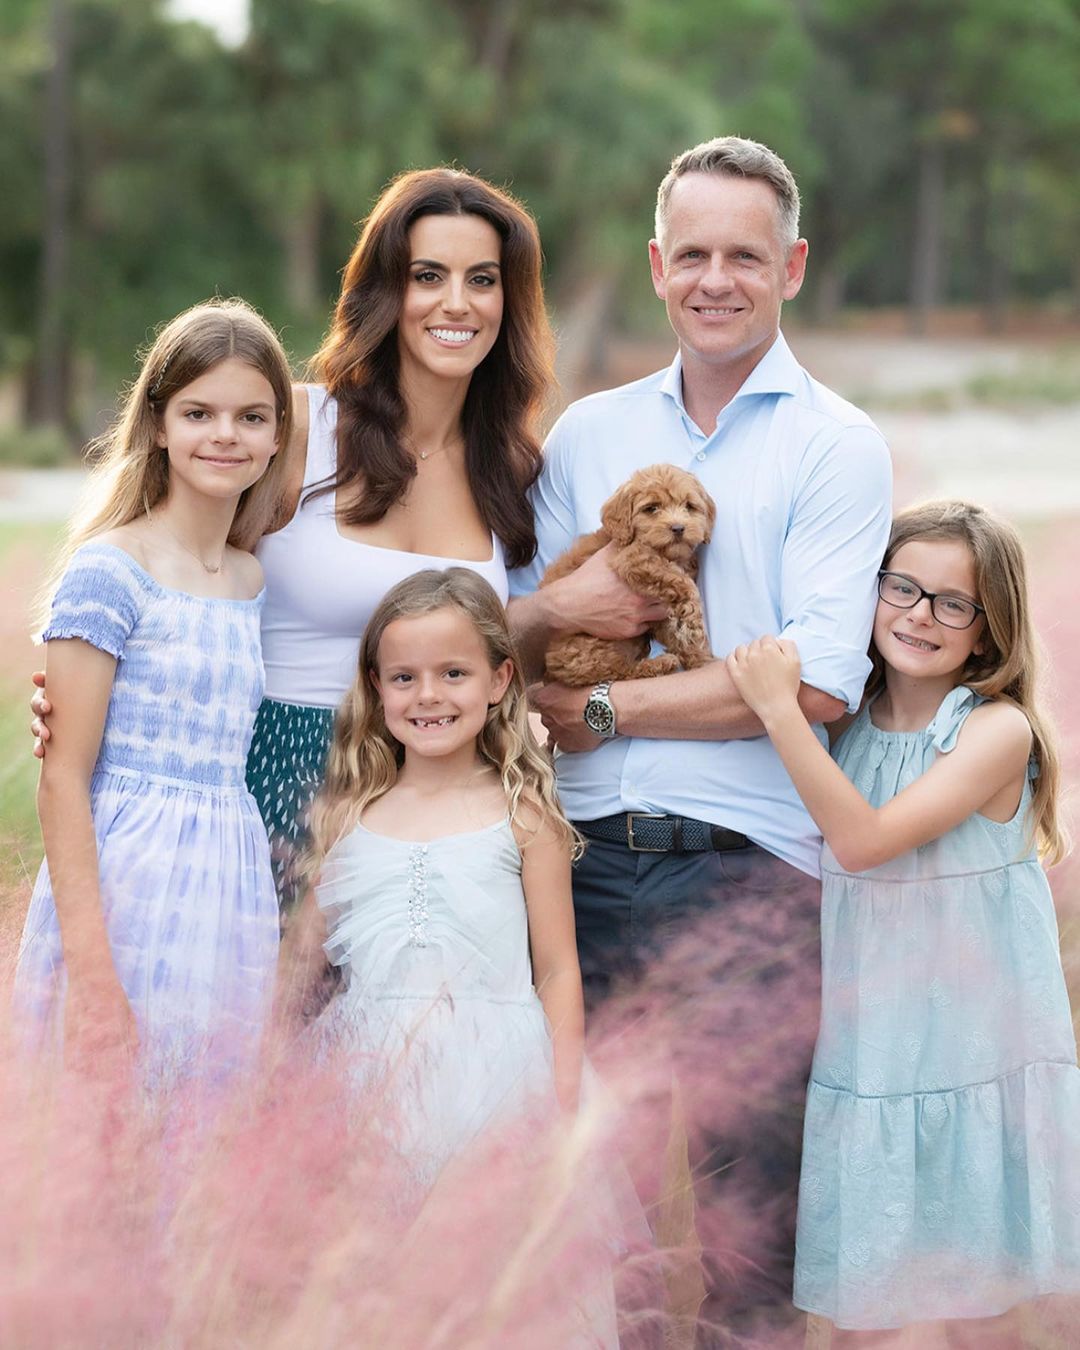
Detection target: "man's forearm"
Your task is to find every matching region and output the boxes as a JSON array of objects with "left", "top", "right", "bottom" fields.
[{"left": 612, "top": 660, "right": 844, "bottom": 741}]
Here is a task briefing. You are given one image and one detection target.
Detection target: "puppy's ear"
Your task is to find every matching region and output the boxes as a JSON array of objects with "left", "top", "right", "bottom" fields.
[
  {"left": 699, "top": 488, "right": 717, "bottom": 542},
  {"left": 601, "top": 480, "right": 638, "bottom": 546}
]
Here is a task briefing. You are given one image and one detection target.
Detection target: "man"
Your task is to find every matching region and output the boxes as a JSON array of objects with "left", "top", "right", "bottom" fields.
[{"left": 508, "top": 137, "right": 892, "bottom": 1328}]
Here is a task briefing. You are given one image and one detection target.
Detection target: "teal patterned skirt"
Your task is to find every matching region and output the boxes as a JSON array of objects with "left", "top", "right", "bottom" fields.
[{"left": 246, "top": 697, "right": 336, "bottom": 912}]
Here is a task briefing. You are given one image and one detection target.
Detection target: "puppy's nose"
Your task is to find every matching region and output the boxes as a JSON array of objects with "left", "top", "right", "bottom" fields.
[{"left": 670, "top": 524, "right": 685, "bottom": 538}]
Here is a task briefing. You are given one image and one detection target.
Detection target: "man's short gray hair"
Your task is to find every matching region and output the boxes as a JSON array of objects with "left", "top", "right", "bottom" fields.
[{"left": 655, "top": 136, "right": 801, "bottom": 251}]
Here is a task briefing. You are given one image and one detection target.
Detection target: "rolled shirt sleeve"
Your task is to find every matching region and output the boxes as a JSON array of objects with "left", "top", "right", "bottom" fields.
[{"left": 779, "top": 423, "right": 893, "bottom": 712}]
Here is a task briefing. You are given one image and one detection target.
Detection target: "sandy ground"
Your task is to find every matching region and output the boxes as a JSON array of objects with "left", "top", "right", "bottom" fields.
[
  {"left": 1, "top": 331, "right": 1076, "bottom": 526},
  {"left": 798, "top": 331, "right": 1080, "bottom": 518}
]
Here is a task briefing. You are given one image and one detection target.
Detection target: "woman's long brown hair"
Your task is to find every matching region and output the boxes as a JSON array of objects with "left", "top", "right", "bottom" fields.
[{"left": 310, "top": 168, "right": 556, "bottom": 569}]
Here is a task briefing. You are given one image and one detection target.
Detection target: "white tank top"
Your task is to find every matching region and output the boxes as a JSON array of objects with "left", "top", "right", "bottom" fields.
[{"left": 257, "top": 386, "right": 509, "bottom": 708}]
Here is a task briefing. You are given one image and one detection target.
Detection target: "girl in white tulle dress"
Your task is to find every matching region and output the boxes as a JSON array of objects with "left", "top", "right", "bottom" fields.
[
  {"left": 15, "top": 300, "right": 292, "bottom": 1087},
  {"left": 278, "top": 568, "right": 631, "bottom": 1344},
  {"left": 728, "top": 501, "right": 1079, "bottom": 1343},
  {"left": 280, "top": 567, "right": 586, "bottom": 1167}
]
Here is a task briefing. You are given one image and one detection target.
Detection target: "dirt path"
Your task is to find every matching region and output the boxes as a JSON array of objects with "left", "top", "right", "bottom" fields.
[{"left": 586, "top": 330, "right": 1080, "bottom": 519}]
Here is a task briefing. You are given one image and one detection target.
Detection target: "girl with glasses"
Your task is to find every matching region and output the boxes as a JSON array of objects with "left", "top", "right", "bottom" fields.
[{"left": 727, "top": 500, "right": 1077, "bottom": 1343}]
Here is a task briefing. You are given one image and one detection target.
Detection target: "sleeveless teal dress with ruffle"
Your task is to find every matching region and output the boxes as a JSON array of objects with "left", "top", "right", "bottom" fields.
[{"left": 795, "top": 685, "right": 1080, "bottom": 1329}]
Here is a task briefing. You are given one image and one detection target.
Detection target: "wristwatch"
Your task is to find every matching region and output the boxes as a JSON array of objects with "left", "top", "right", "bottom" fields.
[{"left": 583, "top": 681, "right": 618, "bottom": 739}]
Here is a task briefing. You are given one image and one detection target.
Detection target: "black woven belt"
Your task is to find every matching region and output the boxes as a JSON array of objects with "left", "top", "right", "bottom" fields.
[{"left": 578, "top": 812, "right": 750, "bottom": 854}]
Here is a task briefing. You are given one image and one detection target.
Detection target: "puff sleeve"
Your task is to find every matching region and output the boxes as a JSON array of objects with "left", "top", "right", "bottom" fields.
[{"left": 40, "top": 543, "right": 145, "bottom": 661}]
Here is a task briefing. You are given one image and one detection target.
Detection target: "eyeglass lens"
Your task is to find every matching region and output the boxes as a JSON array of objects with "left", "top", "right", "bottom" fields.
[{"left": 878, "top": 574, "right": 979, "bottom": 629}]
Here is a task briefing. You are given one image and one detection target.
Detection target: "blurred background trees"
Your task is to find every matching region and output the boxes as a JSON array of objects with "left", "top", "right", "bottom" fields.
[{"left": 4, "top": 0, "right": 1080, "bottom": 442}]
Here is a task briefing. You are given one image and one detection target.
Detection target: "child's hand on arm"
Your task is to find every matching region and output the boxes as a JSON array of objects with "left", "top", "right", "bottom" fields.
[
  {"left": 517, "top": 807, "right": 585, "bottom": 1116},
  {"left": 726, "top": 633, "right": 1034, "bottom": 872},
  {"left": 726, "top": 636, "right": 803, "bottom": 726}
]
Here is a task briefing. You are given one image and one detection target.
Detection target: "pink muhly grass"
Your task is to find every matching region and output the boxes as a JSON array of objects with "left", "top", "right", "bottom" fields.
[
  {"left": 0, "top": 1021, "right": 672, "bottom": 1349},
  {"left": 3, "top": 522, "right": 1079, "bottom": 1347}
]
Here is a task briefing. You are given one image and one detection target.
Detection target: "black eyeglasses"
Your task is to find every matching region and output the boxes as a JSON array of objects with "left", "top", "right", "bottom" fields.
[{"left": 877, "top": 572, "right": 985, "bottom": 630}]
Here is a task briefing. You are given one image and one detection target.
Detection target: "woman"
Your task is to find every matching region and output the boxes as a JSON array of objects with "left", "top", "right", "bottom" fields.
[
  {"left": 34, "top": 168, "right": 556, "bottom": 911},
  {"left": 248, "top": 168, "right": 554, "bottom": 906}
]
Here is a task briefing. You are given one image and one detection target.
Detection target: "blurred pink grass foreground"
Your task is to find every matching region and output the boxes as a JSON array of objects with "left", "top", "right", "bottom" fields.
[
  {"left": 0, "top": 532, "right": 1078, "bottom": 1348},
  {"left": 0, "top": 1011, "right": 670, "bottom": 1349}
]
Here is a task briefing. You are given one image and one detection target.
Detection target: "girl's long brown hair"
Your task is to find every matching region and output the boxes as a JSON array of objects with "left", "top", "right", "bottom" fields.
[
  {"left": 35, "top": 299, "right": 293, "bottom": 633},
  {"left": 869, "top": 500, "right": 1066, "bottom": 864},
  {"left": 309, "top": 168, "right": 555, "bottom": 570},
  {"left": 306, "top": 569, "right": 580, "bottom": 876}
]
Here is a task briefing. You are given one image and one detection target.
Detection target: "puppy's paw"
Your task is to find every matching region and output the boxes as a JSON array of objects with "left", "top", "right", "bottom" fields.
[{"left": 628, "top": 653, "right": 682, "bottom": 679}]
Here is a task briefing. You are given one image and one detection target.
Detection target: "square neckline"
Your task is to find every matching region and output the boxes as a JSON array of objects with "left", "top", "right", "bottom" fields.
[
  {"left": 352, "top": 815, "right": 512, "bottom": 846},
  {"left": 83, "top": 541, "right": 265, "bottom": 607},
  {"left": 305, "top": 385, "right": 499, "bottom": 566}
]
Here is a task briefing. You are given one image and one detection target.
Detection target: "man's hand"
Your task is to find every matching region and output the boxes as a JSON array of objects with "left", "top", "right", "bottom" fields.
[
  {"left": 726, "top": 636, "right": 803, "bottom": 724},
  {"left": 530, "top": 682, "right": 603, "bottom": 753},
  {"left": 549, "top": 544, "right": 669, "bottom": 641}
]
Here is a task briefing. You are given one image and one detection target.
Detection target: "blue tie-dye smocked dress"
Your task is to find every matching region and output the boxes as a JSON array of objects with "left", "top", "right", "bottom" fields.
[{"left": 14, "top": 541, "right": 279, "bottom": 1085}]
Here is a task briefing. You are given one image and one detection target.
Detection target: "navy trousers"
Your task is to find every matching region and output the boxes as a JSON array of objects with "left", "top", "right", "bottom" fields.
[{"left": 572, "top": 830, "right": 821, "bottom": 1338}]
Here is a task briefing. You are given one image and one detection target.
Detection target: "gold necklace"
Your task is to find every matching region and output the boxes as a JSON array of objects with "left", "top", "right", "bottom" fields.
[
  {"left": 158, "top": 521, "right": 225, "bottom": 575},
  {"left": 412, "top": 436, "right": 462, "bottom": 463}
]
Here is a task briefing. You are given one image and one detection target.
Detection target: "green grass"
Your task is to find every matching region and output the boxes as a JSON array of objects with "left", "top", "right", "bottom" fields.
[
  {"left": 855, "top": 347, "right": 1080, "bottom": 413},
  {"left": 0, "top": 522, "right": 62, "bottom": 894},
  {"left": 0, "top": 424, "right": 74, "bottom": 468},
  {"left": 965, "top": 358, "right": 1080, "bottom": 407},
  {"left": 0, "top": 704, "right": 44, "bottom": 893}
]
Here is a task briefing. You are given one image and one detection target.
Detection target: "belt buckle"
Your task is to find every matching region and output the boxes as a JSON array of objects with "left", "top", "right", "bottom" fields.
[{"left": 626, "top": 812, "right": 668, "bottom": 852}]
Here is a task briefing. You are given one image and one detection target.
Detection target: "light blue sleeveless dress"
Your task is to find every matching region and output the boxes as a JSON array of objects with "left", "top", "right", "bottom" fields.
[
  {"left": 315, "top": 818, "right": 559, "bottom": 1182},
  {"left": 313, "top": 817, "right": 625, "bottom": 1347},
  {"left": 15, "top": 542, "right": 280, "bottom": 1085},
  {"left": 794, "top": 686, "right": 1080, "bottom": 1328}
]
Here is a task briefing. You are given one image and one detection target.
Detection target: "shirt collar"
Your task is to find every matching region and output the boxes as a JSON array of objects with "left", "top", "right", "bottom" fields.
[{"left": 659, "top": 331, "right": 801, "bottom": 415}]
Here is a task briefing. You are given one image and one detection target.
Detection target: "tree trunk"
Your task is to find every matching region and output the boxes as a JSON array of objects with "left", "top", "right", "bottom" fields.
[
  {"left": 29, "top": 0, "right": 73, "bottom": 429},
  {"left": 909, "top": 133, "right": 946, "bottom": 335},
  {"left": 282, "top": 194, "right": 322, "bottom": 319},
  {"left": 553, "top": 268, "right": 619, "bottom": 402},
  {"left": 811, "top": 254, "right": 847, "bottom": 327},
  {"left": 1073, "top": 251, "right": 1080, "bottom": 322},
  {"left": 981, "top": 166, "right": 1013, "bottom": 334},
  {"left": 479, "top": 0, "right": 522, "bottom": 82}
]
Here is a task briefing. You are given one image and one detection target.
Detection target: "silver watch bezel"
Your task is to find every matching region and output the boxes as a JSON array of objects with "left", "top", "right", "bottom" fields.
[{"left": 583, "top": 680, "right": 617, "bottom": 739}]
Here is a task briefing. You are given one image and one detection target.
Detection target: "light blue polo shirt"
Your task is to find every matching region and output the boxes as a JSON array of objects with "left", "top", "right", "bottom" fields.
[{"left": 510, "top": 333, "right": 893, "bottom": 878}]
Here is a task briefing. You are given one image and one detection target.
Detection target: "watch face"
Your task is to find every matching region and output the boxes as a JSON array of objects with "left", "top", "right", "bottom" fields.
[{"left": 585, "top": 699, "right": 615, "bottom": 736}]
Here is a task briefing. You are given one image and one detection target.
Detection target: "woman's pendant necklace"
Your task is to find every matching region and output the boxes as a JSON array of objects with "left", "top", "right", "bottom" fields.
[{"left": 414, "top": 435, "right": 462, "bottom": 463}]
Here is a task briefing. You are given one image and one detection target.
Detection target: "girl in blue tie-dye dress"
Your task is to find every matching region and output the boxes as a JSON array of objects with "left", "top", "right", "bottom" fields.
[
  {"left": 729, "top": 500, "right": 1079, "bottom": 1338},
  {"left": 15, "top": 300, "right": 293, "bottom": 1086}
]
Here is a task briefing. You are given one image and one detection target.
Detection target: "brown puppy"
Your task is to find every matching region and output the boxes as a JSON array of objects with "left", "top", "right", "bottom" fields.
[{"left": 539, "top": 463, "right": 716, "bottom": 686}]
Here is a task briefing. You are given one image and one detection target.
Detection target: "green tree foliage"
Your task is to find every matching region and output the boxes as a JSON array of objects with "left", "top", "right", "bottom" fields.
[
  {"left": 797, "top": 0, "right": 1080, "bottom": 326},
  {"left": 6, "top": 0, "right": 1080, "bottom": 439}
]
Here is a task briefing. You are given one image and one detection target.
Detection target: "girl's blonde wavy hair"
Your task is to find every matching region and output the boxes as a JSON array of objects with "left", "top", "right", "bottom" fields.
[
  {"left": 869, "top": 499, "right": 1066, "bottom": 865},
  {"left": 35, "top": 298, "right": 293, "bottom": 633},
  {"left": 306, "top": 569, "right": 581, "bottom": 876}
]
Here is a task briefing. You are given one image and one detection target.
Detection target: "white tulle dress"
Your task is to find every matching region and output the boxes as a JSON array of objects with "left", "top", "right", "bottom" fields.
[
  {"left": 316, "top": 818, "right": 561, "bottom": 1177},
  {"left": 314, "top": 816, "right": 630, "bottom": 1347}
]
